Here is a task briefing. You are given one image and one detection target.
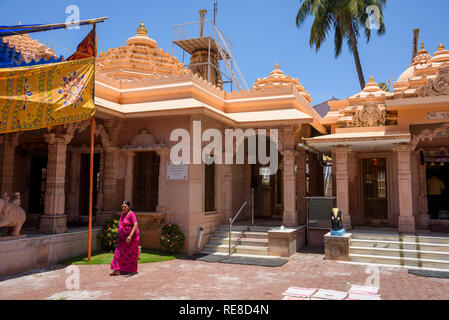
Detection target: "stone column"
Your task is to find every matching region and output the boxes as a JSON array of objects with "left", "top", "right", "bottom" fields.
[
  {"left": 156, "top": 149, "right": 169, "bottom": 212},
  {"left": 40, "top": 133, "right": 72, "bottom": 234},
  {"left": 96, "top": 151, "right": 105, "bottom": 212},
  {"left": 67, "top": 150, "right": 81, "bottom": 222},
  {"left": 334, "top": 145, "right": 351, "bottom": 230},
  {"left": 223, "top": 162, "right": 233, "bottom": 221},
  {"left": 416, "top": 151, "right": 430, "bottom": 228},
  {"left": 282, "top": 127, "right": 297, "bottom": 227},
  {"left": 296, "top": 147, "right": 307, "bottom": 225},
  {"left": 395, "top": 144, "right": 416, "bottom": 233},
  {"left": 102, "top": 149, "right": 117, "bottom": 211},
  {"left": 0, "top": 134, "right": 19, "bottom": 195},
  {"left": 124, "top": 151, "right": 135, "bottom": 202}
]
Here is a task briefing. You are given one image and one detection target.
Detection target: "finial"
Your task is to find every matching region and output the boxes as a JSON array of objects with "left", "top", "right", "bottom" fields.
[
  {"left": 137, "top": 21, "right": 148, "bottom": 35},
  {"left": 420, "top": 42, "right": 425, "bottom": 50},
  {"left": 199, "top": 9, "right": 207, "bottom": 19},
  {"left": 275, "top": 62, "right": 280, "bottom": 70},
  {"left": 368, "top": 75, "right": 375, "bottom": 83},
  {"left": 18, "top": 21, "right": 22, "bottom": 25},
  {"left": 438, "top": 43, "right": 445, "bottom": 51}
]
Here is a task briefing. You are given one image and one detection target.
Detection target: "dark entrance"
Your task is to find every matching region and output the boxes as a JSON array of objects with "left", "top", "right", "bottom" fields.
[
  {"left": 79, "top": 153, "right": 100, "bottom": 216},
  {"left": 133, "top": 151, "right": 160, "bottom": 212},
  {"left": 362, "top": 158, "right": 388, "bottom": 223},
  {"left": 426, "top": 163, "right": 449, "bottom": 220},
  {"left": 28, "top": 155, "right": 48, "bottom": 214}
]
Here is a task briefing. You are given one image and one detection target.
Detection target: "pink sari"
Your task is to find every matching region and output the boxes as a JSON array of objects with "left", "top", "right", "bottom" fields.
[{"left": 110, "top": 211, "right": 140, "bottom": 273}]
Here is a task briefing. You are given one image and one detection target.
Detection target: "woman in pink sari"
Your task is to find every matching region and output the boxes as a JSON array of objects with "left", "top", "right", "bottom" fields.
[{"left": 110, "top": 201, "right": 140, "bottom": 275}]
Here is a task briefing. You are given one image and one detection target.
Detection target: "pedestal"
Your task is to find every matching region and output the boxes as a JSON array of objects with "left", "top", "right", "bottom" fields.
[
  {"left": 324, "top": 232, "right": 352, "bottom": 261},
  {"left": 39, "top": 215, "right": 68, "bottom": 234},
  {"left": 268, "top": 227, "right": 299, "bottom": 257}
]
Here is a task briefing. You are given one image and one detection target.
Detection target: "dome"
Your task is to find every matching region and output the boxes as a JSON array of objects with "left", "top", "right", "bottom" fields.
[
  {"left": 126, "top": 22, "right": 157, "bottom": 48},
  {"left": 412, "top": 42, "right": 431, "bottom": 66},
  {"left": 251, "top": 63, "right": 312, "bottom": 102},
  {"left": 349, "top": 76, "right": 390, "bottom": 100},
  {"left": 96, "top": 22, "right": 187, "bottom": 80},
  {"left": 397, "top": 65, "right": 415, "bottom": 83},
  {"left": 431, "top": 43, "right": 449, "bottom": 63}
]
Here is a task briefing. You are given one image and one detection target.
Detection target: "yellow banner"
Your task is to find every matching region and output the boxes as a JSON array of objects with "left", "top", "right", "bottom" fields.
[{"left": 0, "top": 58, "right": 95, "bottom": 133}]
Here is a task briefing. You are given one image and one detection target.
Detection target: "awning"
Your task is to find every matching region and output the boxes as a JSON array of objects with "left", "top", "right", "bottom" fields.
[{"left": 305, "top": 130, "right": 411, "bottom": 152}]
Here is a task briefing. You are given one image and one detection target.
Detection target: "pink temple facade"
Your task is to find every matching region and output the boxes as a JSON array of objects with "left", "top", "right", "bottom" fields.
[{"left": 0, "top": 22, "right": 448, "bottom": 259}]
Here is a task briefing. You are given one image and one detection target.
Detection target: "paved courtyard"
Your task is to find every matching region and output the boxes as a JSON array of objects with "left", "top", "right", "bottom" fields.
[{"left": 1, "top": 252, "right": 449, "bottom": 300}]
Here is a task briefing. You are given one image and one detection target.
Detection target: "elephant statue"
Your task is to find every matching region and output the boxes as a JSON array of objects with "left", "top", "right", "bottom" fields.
[{"left": 0, "top": 192, "right": 26, "bottom": 236}]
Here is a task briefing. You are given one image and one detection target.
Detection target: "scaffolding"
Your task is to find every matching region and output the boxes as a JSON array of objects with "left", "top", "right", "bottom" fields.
[{"left": 172, "top": 18, "right": 248, "bottom": 92}]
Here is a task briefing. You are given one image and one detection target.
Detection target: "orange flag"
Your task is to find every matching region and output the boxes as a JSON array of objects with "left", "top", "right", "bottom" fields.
[{"left": 67, "top": 29, "right": 96, "bottom": 61}]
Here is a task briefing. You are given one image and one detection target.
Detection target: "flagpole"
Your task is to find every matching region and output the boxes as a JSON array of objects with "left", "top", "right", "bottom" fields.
[{"left": 88, "top": 23, "right": 97, "bottom": 262}]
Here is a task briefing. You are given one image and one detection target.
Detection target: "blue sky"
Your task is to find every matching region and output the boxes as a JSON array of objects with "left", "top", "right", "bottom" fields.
[{"left": 1, "top": 0, "right": 449, "bottom": 104}]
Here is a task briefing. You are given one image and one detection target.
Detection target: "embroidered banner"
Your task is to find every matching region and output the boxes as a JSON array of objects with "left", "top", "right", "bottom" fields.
[{"left": 0, "top": 58, "right": 95, "bottom": 133}]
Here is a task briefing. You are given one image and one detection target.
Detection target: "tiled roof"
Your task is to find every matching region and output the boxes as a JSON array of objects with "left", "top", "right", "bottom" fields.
[{"left": 313, "top": 97, "right": 337, "bottom": 118}]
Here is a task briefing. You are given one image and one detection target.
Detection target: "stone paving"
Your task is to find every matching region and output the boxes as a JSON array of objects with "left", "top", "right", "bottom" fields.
[{"left": 0, "top": 252, "right": 449, "bottom": 300}]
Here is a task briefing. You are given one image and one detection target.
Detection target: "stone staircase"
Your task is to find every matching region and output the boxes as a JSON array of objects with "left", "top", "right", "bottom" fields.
[
  {"left": 203, "top": 225, "right": 271, "bottom": 256},
  {"left": 348, "top": 231, "right": 449, "bottom": 271}
]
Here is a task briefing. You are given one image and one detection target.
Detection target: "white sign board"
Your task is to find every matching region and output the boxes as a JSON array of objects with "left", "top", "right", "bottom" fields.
[
  {"left": 167, "top": 162, "right": 188, "bottom": 180},
  {"left": 428, "top": 111, "right": 449, "bottom": 120}
]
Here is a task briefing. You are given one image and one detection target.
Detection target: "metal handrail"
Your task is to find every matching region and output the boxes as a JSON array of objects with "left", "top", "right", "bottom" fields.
[{"left": 228, "top": 189, "right": 254, "bottom": 255}]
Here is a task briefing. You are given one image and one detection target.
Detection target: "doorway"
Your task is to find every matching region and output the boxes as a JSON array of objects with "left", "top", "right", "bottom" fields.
[
  {"left": 133, "top": 151, "right": 160, "bottom": 212},
  {"left": 28, "top": 155, "right": 48, "bottom": 214},
  {"left": 79, "top": 153, "right": 100, "bottom": 216},
  {"left": 426, "top": 163, "right": 449, "bottom": 220},
  {"left": 362, "top": 158, "right": 388, "bottom": 224}
]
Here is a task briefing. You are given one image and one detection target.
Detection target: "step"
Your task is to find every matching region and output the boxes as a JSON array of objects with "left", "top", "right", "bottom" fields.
[
  {"left": 218, "top": 225, "right": 273, "bottom": 233},
  {"left": 239, "top": 238, "right": 268, "bottom": 247},
  {"left": 203, "top": 244, "right": 269, "bottom": 255},
  {"left": 350, "top": 246, "right": 449, "bottom": 261},
  {"left": 351, "top": 239, "right": 449, "bottom": 253},
  {"left": 353, "top": 232, "right": 449, "bottom": 245},
  {"left": 207, "top": 237, "right": 268, "bottom": 247},
  {"left": 349, "top": 253, "right": 449, "bottom": 270},
  {"left": 234, "top": 245, "right": 269, "bottom": 255},
  {"left": 352, "top": 232, "right": 401, "bottom": 242}
]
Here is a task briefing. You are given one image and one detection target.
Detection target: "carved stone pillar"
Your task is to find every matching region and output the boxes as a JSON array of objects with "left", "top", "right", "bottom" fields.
[
  {"left": 395, "top": 143, "right": 416, "bottom": 233},
  {"left": 103, "top": 149, "right": 117, "bottom": 211},
  {"left": 334, "top": 145, "right": 351, "bottom": 230},
  {"left": 296, "top": 147, "right": 307, "bottom": 225},
  {"left": 417, "top": 152, "right": 430, "bottom": 228},
  {"left": 0, "top": 134, "right": 19, "bottom": 195},
  {"left": 96, "top": 151, "right": 105, "bottom": 212},
  {"left": 124, "top": 151, "right": 135, "bottom": 202},
  {"left": 40, "top": 133, "right": 72, "bottom": 234},
  {"left": 67, "top": 150, "right": 81, "bottom": 222},
  {"left": 156, "top": 149, "right": 169, "bottom": 212},
  {"left": 282, "top": 127, "right": 297, "bottom": 227},
  {"left": 223, "top": 160, "right": 233, "bottom": 221}
]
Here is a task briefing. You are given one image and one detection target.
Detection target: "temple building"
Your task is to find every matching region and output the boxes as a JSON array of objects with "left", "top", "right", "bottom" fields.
[
  {"left": 0, "top": 19, "right": 448, "bottom": 268},
  {"left": 306, "top": 42, "right": 449, "bottom": 234},
  {"left": 0, "top": 22, "right": 326, "bottom": 255}
]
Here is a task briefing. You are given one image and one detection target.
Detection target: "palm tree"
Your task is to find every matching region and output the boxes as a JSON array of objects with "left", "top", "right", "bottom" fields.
[{"left": 296, "top": 0, "right": 386, "bottom": 90}]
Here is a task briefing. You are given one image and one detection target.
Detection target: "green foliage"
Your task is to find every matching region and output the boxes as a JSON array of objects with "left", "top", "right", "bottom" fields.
[
  {"left": 159, "top": 223, "right": 185, "bottom": 253},
  {"left": 98, "top": 217, "right": 118, "bottom": 251},
  {"left": 60, "top": 249, "right": 182, "bottom": 265},
  {"left": 296, "top": 0, "right": 387, "bottom": 88}
]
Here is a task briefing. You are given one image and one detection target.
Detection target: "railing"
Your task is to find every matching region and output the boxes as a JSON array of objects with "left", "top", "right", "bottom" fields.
[
  {"left": 228, "top": 189, "right": 254, "bottom": 255},
  {"left": 306, "top": 197, "right": 336, "bottom": 230}
]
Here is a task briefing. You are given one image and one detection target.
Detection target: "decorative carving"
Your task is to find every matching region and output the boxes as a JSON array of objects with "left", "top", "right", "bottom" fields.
[
  {"left": 411, "top": 122, "right": 449, "bottom": 149},
  {"left": 351, "top": 103, "right": 387, "bottom": 127},
  {"left": 421, "top": 64, "right": 449, "bottom": 97},
  {"left": 122, "top": 130, "right": 168, "bottom": 153},
  {"left": 0, "top": 192, "right": 26, "bottom": 236},
  {"left": 131, "top": 130, "right": 157, "bottom": 146}
]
